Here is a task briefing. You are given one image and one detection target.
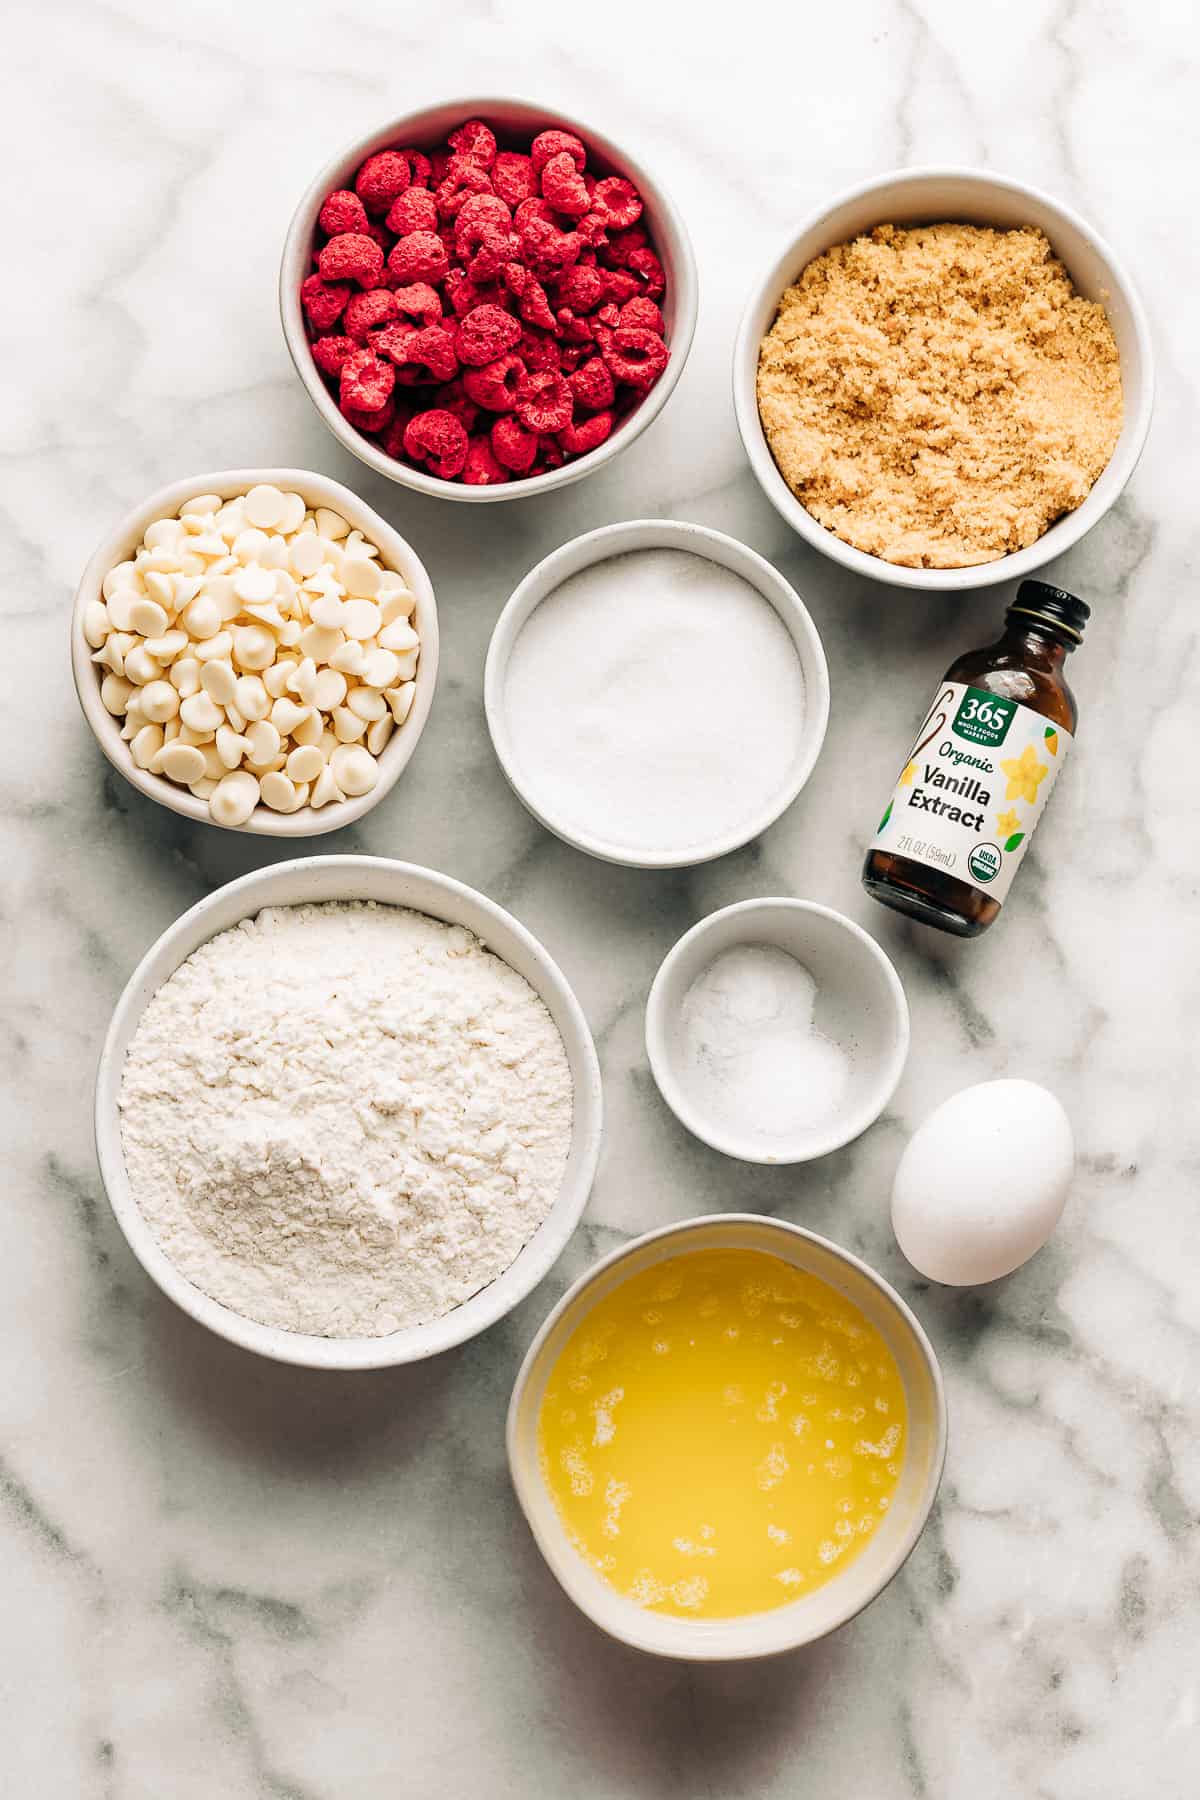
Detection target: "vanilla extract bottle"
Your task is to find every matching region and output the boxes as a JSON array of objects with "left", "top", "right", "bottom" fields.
[{"left": 863, "top": 581, "right": 1088, "bottom": 937}]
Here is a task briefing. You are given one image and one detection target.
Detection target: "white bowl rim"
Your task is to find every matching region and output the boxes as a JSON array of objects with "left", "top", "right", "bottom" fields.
[
  {"left": 279, "top": 92, "right": 699, "bottom": 504},
  {"left": 95, "top": 853, "right": 603, "bottom": 1369},
  {"left": 483, "top": 519, "right": 832, "bottom": 868},
  {"left": 506, "top": 1210, "right": 948, "bottom": 1660},
  {"left": 644, "top": 897, "right": 910, "bottom": 1163},
  {"left": 71, "top": 467, "right": 440, "bottom": 837},
  {"left": 733, "top": 162, "right": 1156, "bottom": 591}
]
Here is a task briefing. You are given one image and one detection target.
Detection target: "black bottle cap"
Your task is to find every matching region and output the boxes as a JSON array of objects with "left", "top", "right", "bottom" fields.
[{"left": 1007, "top": 579, "right": 1090, "bottom": 644}]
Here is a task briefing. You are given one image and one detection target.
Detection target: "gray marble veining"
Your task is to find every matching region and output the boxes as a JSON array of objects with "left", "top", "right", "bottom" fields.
[{"left": 5, "top": 0, "right": 1199, "bottom": 1793}]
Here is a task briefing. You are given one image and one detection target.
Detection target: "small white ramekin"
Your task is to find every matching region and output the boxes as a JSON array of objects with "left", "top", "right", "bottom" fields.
[
  {"left": 71, "top": 468, "right": 439, "bottom": 837},
  {"left": 484, "top": 520, "right": 831, "bottom": 868},
  {"left": 734, "top": 166, "right": 1155, "bottom": 591},
  {"left": 279, "top": 96, "right": 698, "bottom": 503},
  {"left": 508, "top": 1212, "right": 947, "bottom": 1660},
  {"left": 645, "top": 898, "right": 910, "bottom": 1163},
  {"left": 96, "top": 855, "right": 603, "bottom": 1369}
]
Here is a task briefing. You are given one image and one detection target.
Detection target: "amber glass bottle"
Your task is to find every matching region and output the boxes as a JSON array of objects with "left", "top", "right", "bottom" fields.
[{"left": 863, "top": 580, "right": 1088, "bottom": 937}]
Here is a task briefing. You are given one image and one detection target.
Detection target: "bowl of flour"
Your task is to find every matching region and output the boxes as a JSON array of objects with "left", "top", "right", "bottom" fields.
[
  {"left": 484, "top": 521, "right": 830, "bottom": 868},
  {"left": 96, "top": 856, "right": 603, "bottom": 1368}
]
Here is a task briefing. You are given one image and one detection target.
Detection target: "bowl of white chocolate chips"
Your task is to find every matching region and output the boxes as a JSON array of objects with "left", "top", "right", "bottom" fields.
[{"left": 71, "top": 468, "right": 439, "bottom": 834}]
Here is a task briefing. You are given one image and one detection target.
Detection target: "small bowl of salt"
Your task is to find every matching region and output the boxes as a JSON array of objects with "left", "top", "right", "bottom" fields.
[{"left": 645, "top": 899, "right": 910, "bottom": 1164}]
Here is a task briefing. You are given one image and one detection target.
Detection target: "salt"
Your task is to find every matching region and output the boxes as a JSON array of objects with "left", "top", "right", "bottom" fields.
[
  {"left": 501, "top": 548, "right": 807, "bottom": 857},
  {"left": 677, "top": 944, "right": 851, "bottom": 1140}
]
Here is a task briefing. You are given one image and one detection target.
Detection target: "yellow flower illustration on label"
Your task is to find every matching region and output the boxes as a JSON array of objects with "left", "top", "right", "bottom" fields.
[
  {"left": 899, "top": 761, "right": 917, "bottom": 788},
  {"left": 996, "top": 808, "right": 1021, "bottom": 837},
  {"left": 1001, "top": 744, "right": 1048, "bottom": 806}
]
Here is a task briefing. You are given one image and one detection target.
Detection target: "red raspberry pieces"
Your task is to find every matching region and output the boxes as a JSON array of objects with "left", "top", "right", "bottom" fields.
[
  {"left": 385, "top": 188, "right": 439, "bottom": 235},
  {"left": 318, "top": 232, "right": 385, "bottom": 288},
  {"left": 304, "top": 116, "right": 671, "bottom": 482},
  {"left": 462, "top": 353, "right": 526, "bottom": 412},
  {"left": 340, "top": 347, "right": 395, "bottom": 412},
  {"left": 515, "top": 368, "right": 573, "bottom": 435},
  {"left": 355, "top": 151, "right": 410, "bottom": 215},
  {"left": 319, "top": 190, "right": 369, "bottom": 237},
  {"left": 457, "top": 304, "right": 523, "bottom": 367},
  {"left": 403, "top": 409, "right": 469, "bottom": 479}
]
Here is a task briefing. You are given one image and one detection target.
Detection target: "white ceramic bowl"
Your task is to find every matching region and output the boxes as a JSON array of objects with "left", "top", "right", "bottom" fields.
[
  {"left": 280, "top": 95, "right": 698, "bottom": 503},
  {"left": 508, "top": 1212, "right": 946, "bottom": 1660},
  {"left": 645, "top": 898, "right": 909, "bottom": 1163},
  {"left": 72, "top": 469, "right": 439, "bottom": 837},
  {"left": 95, "top": 855, "right": 603, "bottom": 1369},
  {"left": 734, "top": 166, "right": 1155, "bottom": 591},
  {"left": 484, "top": 520, "right": 831, "bottom": 868}
]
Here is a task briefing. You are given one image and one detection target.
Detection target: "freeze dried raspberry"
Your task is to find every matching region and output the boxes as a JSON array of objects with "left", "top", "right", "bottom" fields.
[
  {"left": 531, "top": 129, "right": 586, "bottom": 174},
  {"left": 381, "top": 407, "right": 417, "bottom": 460},
  {"left": 466, "top": 227, "right": 519, "bottom": 285},
  {"left": 377, "top": 322, "right": 459, "bottom": 383},
  {"left": 515, "top": 368, "right": 573, "bottom": 434},
  {"left": 444, "top": 268, "right": 490, "bottom": 317},
  {"left": 462, "top": 352, "right": 525, "bottom": 412},
  {"left": 344, "top": 288, "right": 398, "bottom": 343},
  {"left": 311, "top": 334, "right": 356, "bottom": 377},
  {"left": 598, "top": 325, "right": 668, "bottom": 389},
  {"left": 493, "top": 151, "right": 537, "bottom": 207},
  {"left": 355, "top": 151, "right": 410, "bottom": 216},
  {"left": 301, "top": 274, "right": 350, "bottom": 331},
  {"left": 385, "top": 187, "right": 439, "bottom": 235},
  {"left": 319, "top": 190, "right": 369, "bottom": 237},
  {"left": 491, "top": 415, "right": 538, "bottom": 473},
  {"left": 403, "top": 409, "right": 469, "bottom": 479},
  {"left": 504, "top": 263, "right": 558, "bottom": 333},
  {"left": 595, "top": 303, "right": 621, "bottom": 327},
  {"left": 532, "top": 435, "right": 565, "bottom": 473},
  {"left": 430, "top": 378, "right": 480, "bottom": 433},
  {"left": 390, "top": 282, "right": 443, "bottom": 326},
  {"left": 559, "top": 409, "right": 614, "bottom": 455},
  {"left": 340, "top": 347, "right": 396, "bottom": 411},
  {"left": 514, "top": 196, "right": 556, "bottom": 233},
  {"left": 461, "top": 436, "right": 509, "bottom": 485},
  {"left": 435, "top": 156, "right": 494, "bottom": 220},
  {"left": 600, "top": 267, "right": 641, "bottom": 305},
  {"left": 556, "top": 308, "right": 594, "bottom": 345},
  {"left": 619, "top": 296, "right": 664, "bottom": 334},
  {"left": 386, "top": 230, "right": 449, "bottom": 285},
  {"left": 448, "top": 119, "right": 497, "bottom": 167},
  {"left": 398, "top": 148, "right": 432, "bottom": 188},
  {"left": 568, "top": 356, "right": 615, "bottom": 411},
  {"left": 575, "top": 210, "right": 610, "bottom": 249},
  {"left": 541, "top": 151, "right": 590, "bottom": 217},
  {"left": 554, "top": 262, "right": 606, "bottom": 313},
  {"left": 592, "top": 176, "right": 643, "bottom": 231},
  {"left": 624, "top": 247, "right": 666, "bottom": 299},
  {"left": 456, "top": 304, "right": 523, "bottom": 366},
  {"left": 604, "top": 225, "right": 650, "bottom": 268},
  {"left": 518, "top": 330, "right": 561, "bottom": 373},
  {"left": 341, "top": 395, "right": 396, "bottom": 434},
  {"left": 318, "top": 232, "right": 385, "bottom": 288},
  {"left": 520, "top": 216, "right": 581, "bottom": 281}
]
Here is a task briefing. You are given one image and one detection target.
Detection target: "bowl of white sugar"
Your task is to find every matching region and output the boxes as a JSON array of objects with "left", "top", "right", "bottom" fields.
[
  {"left": 96, "top": 856, "right": 603, "bottom": 1369},
  {"left": 645, "top": 899, "right": 909, "bottom": 1164},
  {"left": 484, "top": 521, "right": 830, "bottom": 868}
]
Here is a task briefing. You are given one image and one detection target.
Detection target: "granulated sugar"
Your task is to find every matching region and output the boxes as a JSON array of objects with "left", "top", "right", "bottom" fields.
[{"left": 501, "top": 548, "right": 808, "bottom": 858}]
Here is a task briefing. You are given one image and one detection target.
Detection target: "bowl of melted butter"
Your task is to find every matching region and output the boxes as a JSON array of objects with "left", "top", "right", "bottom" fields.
[{"left": 508, "top": 1215, "right": 946, "bottom": 1659}]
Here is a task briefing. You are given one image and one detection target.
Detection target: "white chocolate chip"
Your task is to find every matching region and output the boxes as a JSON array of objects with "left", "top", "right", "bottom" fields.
[
  {"left": 233, "top": 625, "right": 276, "bottom": 671},
  {"left": 366, "top": 714, "right": 394, "bottom": 756},
  {"left": 141, "top": 680, "right": 180, "bottom": 723},
  {"left": 243, "top": 485, "right": 288, "bottom": 530},
  {"left": 263, "top": 659, "right": 297, "bottom": 699},
  {"left": 170, "top": 657, "right": 202, "bottom": 697},
  {"left": 180, "top": 692, "right": 223, "bottom": 734},
  {"left": 342, "top": 599, "right": 382, "bottom": 640},
  {"left": 362, "top": 648, "right": 400, "bottom": 688},
  {"left": 386, "top": 682, "right": 416, "bottom": 725},
  {"left": 310, "top": 765, "right": 344, "bottom": 810},
  {"left": 244, "top": 719, "right": 281, "bottom": 766},
  {"left": 347, "top": 686, "right": 387, "bottom": 723},
  {"left": 270, "top": 696, "right": 310, "bottom": 737},
  {"left": 188, "top": 777, "right": 218, "bottom": 799},
  {"left": 290, "top": 709, "right": 323, "bottom": 747},
  {"left": 260, "top": 770, "right": 302, "bottom": 813},
  {"left": 83, "top": 599, "right": 111, "bottom": 648},
  {"left": 130, "top": 724, "right": 164, "bottom": 769},
  {"left": 200, "top": 659, "right": 238, "bottom": 707},
  {"left": 312, "top": 668, "right": 347, "bottom": 712},
  {"left": 331, "top": 744, "right": 378, "bottom": 796},
  {"left": 341, "top": 557, "right": 381, "bottom": 600},
  {"left": 215, "top": 724, "right": 249, "bottom": 769},
  {"left": 289, "top": 534, "right": 326, "bottom": 578},
  {"left": 315, "top": 508, "right": 350, "bottom": 540},
  {"left": 233, "top": 675, "right": 270, "bottom": 721},
  {"left": 309, "top": 594, "right": 345, "bottom": 630},
  {"left": 102, "top": 561, "right": 139, "bottom": 600},
  {"left": 180, "top": 493, "right": 222, "bottom": 517},
  {"left": 100, "top": 673, "right": 133, "bottom": 715},
  {"left": 209, "top": 769, "right": 260, "bottom": 827},
  {"left": 332, "top": 706, "right": 368, "bottom": 742},
  {"left": 278, "top": 492, "right": 307, "bottom": 535},
  {"left": 160, "top": 742, "right": 207, "bottom": 785},
  {"left": 378, "top": 619, "right": 420, "bottom": 654},
  {"left": 195, "top": 630, "right": 235, "bottom": 663},
  {"left": 286, "top": 744, "right": 324, "bottom": 784},
  {"left": 234, "top": 564, "right": 276, "bottom": 606},
  {"left": 330, "top": 638, "right": 367, "bottom": 677},
  {"left": 123, "top": 645, "right": 161, "bottom": 687},
  {"left": 181, "top": 594, "right": 221, "bottom": 640},
  {"left": 144, "top": 630, "right": 188, "bottom": 662}
]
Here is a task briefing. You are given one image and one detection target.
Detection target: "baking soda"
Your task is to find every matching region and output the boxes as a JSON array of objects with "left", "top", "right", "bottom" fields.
[
  {"left": 677, "top": 944, "right": 851, "bottom": 1140},
  {"left": 501, "top": 548, "right": 808, "bottom": 857}
]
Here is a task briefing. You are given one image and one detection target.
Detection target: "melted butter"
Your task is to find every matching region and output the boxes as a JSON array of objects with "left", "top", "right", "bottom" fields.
[{"left": 537, "top": 1247, "right": 906, "bottom": 1619}]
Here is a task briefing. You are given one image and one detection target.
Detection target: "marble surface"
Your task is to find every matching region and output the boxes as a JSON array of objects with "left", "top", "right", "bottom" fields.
[{"left": 7, "top": 0, "right": 1199, "bottom": 1793}]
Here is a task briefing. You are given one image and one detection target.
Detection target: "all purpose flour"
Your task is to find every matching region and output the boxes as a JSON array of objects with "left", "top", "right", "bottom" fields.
[{"left": 118, "top": 901, "right": 574, "bottom": 1337}]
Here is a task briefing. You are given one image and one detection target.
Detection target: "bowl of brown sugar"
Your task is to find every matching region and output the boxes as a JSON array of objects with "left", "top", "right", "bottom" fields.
[{"left": 733, "top": 168, "right": 1153, "bottom": 590}]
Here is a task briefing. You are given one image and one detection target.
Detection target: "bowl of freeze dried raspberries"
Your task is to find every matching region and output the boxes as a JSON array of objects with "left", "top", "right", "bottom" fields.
[{"left": 281, "top": 99, "right": 698, "bottom": 500}]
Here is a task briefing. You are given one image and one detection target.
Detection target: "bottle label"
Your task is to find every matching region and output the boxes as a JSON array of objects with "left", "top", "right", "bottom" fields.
[{"left": 869, "top": 682, "right": 1073, "bottom": 906}]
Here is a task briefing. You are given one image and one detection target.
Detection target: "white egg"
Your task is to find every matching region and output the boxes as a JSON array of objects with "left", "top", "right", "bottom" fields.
[{"left": 891, "top": 1079, "right": 1073, "bottom": 1285}]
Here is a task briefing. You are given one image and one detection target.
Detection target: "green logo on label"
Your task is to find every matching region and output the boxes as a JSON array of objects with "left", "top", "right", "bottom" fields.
[
  {"left": 968, "top": 843, "right": 1002, "bottom": 884},
  {"left": 953, "top": 688, "right": 1016, "bottom": 747}
]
